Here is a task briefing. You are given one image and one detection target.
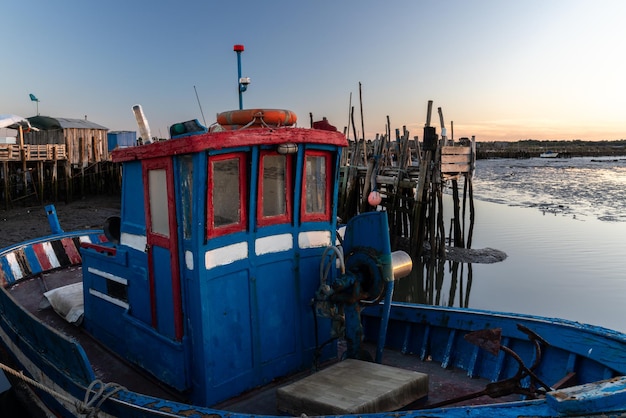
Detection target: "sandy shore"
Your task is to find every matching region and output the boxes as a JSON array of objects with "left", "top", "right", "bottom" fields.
[{"left": 0, "top": 194, "right": 121, "bottom": 249}]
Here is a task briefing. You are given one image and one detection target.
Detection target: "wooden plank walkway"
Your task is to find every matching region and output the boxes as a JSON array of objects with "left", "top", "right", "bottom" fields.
[
  {"left": 441, "top": 143, "right": 475, "bottom": 179},
  {"left": 0, "top": 144, "right": 67, "bottom": 161}
]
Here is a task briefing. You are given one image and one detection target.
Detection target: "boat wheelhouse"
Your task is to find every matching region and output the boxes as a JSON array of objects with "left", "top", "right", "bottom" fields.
[{"left": 82, "top": 120, "right": 351, "bottom": 405}]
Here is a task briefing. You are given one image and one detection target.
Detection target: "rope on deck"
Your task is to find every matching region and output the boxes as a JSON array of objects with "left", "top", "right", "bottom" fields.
[{"left": 0, "top": 361, "right": 126, "bottom": 417}]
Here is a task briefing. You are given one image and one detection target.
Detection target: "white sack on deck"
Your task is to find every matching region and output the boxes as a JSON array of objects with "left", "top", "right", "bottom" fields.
[{"left": 44, "top": 282, "right": 84, "bottom": 325}]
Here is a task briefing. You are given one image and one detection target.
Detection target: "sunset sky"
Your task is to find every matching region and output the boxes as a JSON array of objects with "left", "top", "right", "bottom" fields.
[{"left": 2, "top": 0, "right": 625, "bottom": 142}]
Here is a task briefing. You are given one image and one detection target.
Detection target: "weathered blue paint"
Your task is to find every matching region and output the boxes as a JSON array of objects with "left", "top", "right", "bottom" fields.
[
  {"left": 546, "top": 376, "right": 626, "bottom": 414},
  {"left": 45, "top": 204, "right": 63, "bottom": 234},
  {"left": 0, "top": 124, "right": 625, "bottom": 417},
  {"left": 375, "top": 280, "right": 394, "bottom": 363},
  {"left": 107, "top": 130, "right": 137, "bottom": 151}
]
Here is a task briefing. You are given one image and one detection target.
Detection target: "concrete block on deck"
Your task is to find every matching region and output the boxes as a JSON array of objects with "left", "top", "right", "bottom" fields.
[{"left": 277, "top": 359, "right": 428, "bottom": 415}]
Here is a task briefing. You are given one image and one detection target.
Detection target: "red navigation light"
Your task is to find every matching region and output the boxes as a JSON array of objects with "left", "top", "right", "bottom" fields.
[{"left": 233, "top": 44, "right": 245, "bottom": 52}]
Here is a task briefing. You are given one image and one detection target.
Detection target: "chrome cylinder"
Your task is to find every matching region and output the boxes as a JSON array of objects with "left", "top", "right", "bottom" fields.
[{"left": 391, "top": 250, "right": 412, "bottom": 280}]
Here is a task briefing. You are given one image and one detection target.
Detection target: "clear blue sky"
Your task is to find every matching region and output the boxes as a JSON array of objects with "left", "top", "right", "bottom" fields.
[{"left": 2, "top": 0, "right": 625, "bottom": 141}]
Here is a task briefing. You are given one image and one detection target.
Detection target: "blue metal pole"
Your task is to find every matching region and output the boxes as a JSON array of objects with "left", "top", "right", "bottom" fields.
[
  {"left": 344, "top": 302, "right": 363, "bottom": 359},
  {"left": 375, "top": 280, "right": 394, "bottom": 363},
  {"left": 45, "top": 205, "right": 64, "bottom": 234},
  {"left": 236, "top": 51, "right": 243, "bottom": 110},
  {"left": 234, "top": 44, "right": 245, "bottom": 110}
]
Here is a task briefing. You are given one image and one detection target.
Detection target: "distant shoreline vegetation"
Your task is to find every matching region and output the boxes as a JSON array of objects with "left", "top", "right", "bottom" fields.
[{"left": 476, "top": 139, "right": 626, "bottom": 159}]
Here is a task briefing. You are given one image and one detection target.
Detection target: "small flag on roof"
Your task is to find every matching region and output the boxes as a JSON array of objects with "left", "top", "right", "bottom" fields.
[{"left": 29, "top": 94, "right": 39, "bottom": 102}]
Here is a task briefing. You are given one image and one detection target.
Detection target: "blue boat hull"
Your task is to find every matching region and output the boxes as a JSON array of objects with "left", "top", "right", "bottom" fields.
[{"left": 1, "top": 231, "right": 626, "bottom": 417}]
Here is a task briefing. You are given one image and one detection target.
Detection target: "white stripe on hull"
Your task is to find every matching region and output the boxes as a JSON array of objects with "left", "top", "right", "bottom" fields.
[
  {"left": 255, "top": 233, "right": 293, "bottom": 256},
  {"left": 87, "top": 267, "right": 128, "bottom": 285},
  {"left": 120, "top": 232, "right": 147, "bottom": 252},
  {"left": 205, "top": 242, "right": 248, "bottom": 269},
  {"left": 298, "top": 230, "right": 332, "bottom": 249},
  {"left": 42, "top": 241, "right": 61, "bottom": 269},
  {"left": 5, "top": 252, "right": 23, "bottom": 281}
]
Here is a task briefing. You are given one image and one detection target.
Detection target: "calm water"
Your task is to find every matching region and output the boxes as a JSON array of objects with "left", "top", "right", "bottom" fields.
[{"left": 433, "top": 156, "right": 626, "bottom": 333}]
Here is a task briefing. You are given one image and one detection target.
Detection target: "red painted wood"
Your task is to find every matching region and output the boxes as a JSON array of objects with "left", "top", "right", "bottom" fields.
[
  {"left": 112, "top": 128, "right": 347, "bottom": 162},
  {"left": 256, "top": 150, "right": 293, "bottom": 227},
  {"left": 61, "top": 237, "right": 82, "bottom": 264},
  {"left": 207, "top": 152, "right": 248, "bottom": 238},
  {"left": 33, "top": 243, "right": 54, "bottom": 271},
  {"left": 301, "top": 150, "right": 333, "bottom": 223},
  {"left": 142, "top": 157, "right": 184, "bottom": 341},
  {"left": 80, "top": 242, "right": 117, "bottom": 256}
]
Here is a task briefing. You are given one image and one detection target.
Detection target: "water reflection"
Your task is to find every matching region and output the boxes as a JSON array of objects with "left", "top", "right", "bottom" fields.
[
  {"left": 394, "top": 191, "right": 477, "bottom": 309},
  {"left": 395, "top": 253, "right": 476, "bottom": 308},
  {"left": 393, "top": 189, "right": 626, "bottom": 334}
]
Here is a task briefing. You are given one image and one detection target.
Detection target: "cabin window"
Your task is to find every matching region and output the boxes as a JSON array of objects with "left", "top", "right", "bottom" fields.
[
  {"left": 208, "top": 153, "right": 247, "bottom": 237},
  {"left": 257, "top": 151, "right": 292, "bottom": 226},
  {"left": 148, "top": 169, "right": 170, "bottom": 236},
  {"left": 179, "top": 155, "right": 193, "bottom": 240},
  {"left": 106, "top": 279, "right": 128, "bottom": 303},
  {"left": 301, "top": 150, "right": 332, "bottom": 222}
]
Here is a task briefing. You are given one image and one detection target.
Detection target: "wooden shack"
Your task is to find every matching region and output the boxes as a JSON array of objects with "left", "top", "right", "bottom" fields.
[
  {"left": 24, "top": 116, "right": 109, "bottom": 167},
  {"left": 0, "top": 116, "right": 114, "bottom": 206}
]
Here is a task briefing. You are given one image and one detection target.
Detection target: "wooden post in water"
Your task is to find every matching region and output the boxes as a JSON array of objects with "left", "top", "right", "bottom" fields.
[
  {"left": 466, "top": 136, "right": 476, "bottom": 248},
  {"left": 358, "top": 82, "right": 366, "bottom": 167},
  {"left": 37, "top": 161, "right": 44, "bottom": 203},
  {"left": 80, "top": 136, "right": 85, "bottom": 197},
  {"left": 382, "top": 115, "right": 391, "bottom": 165},
  {"left": 411, "top": 101, "right": 435, "bottom": 259},
  {"left": 64, "top": 160, "right": 71, "bottom": 203},
  {"left": 349, "top": 107, "right": 359, "bottom": 167},
  {"left": 52, "top": 147, "right": 58, "bottom": 202},
  {"left": 1, "top": 161, "right": 8, "bottom": 209},
  {"left": 18, "top": 126, "right": 27, "bottom": 198},
  {"left": 360, "top": 155, "right": 375, "bottom": 213},
  {"left": 452, "top": 178, "right": 463, "bottom": 247},
  {"left": 342, "top": 93, "right": 352, "bottom": 168}
]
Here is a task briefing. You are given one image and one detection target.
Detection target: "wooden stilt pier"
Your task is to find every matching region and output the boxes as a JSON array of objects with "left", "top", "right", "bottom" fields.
[
  {"left": 338, "top": 101, "right": 477, "bottom": 305},
  {"left": 1, "top": 117, "right": 122, "bottom": 208}
]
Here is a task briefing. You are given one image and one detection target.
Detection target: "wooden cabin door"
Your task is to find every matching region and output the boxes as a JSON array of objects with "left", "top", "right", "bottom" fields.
[{"left": 142, "top": 157, "right": 184, "bottom": 341}]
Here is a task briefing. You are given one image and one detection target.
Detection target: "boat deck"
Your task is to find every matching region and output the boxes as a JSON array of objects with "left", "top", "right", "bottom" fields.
[
  {"left": 7, "top": 267, "right": 521, "bottom": 414},
  {"left": 7, "top": 268, "right": 185, "bottom": 403}
]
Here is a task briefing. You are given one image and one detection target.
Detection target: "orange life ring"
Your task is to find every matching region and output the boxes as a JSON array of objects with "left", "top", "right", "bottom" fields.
[{"left": 216, "top": 109, "right": 297, "bottom": 127}]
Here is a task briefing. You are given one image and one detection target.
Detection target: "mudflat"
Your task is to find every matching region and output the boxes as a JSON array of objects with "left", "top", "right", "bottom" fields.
[{"left": 0, "top": 194, "right": 120, "bottom": 249}]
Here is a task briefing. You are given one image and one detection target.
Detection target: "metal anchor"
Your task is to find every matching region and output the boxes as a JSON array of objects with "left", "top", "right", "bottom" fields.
[{"left": 423, "top": 324, "right": 552, "bottom": 409}]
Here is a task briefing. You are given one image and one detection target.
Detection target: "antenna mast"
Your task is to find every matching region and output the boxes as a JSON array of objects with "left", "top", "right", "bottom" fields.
[{"left": 193, "top": 85, "right": 207, "bottom": 126}]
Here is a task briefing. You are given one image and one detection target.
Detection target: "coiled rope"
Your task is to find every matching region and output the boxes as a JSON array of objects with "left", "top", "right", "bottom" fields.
[
  {"left": 0, "top": 361, "right": 126, "bottom": 417},
  {"left": 79, "top": 379, "right": 126, "bottom": 417}
]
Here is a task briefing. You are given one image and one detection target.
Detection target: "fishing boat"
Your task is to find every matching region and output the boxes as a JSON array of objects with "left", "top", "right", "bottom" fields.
[
  {"left": 539, "top": 151, "right": 559, "bottom": 158},
  {"left": 1, "top": 105, "right": 626, "bottom": 417}
]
